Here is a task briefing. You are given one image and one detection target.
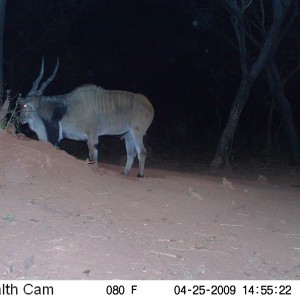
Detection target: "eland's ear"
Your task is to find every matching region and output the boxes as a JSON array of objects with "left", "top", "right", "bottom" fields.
[{"left": 17, "top": 98, "right": 26, "bottom": 105}]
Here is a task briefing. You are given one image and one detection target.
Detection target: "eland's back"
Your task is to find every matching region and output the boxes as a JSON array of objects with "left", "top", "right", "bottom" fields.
[{"left": 64, "top": 85, "right": 154, "bottom": 136}]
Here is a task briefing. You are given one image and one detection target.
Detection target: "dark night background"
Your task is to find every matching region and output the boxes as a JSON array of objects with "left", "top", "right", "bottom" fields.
[{"left": 3, "top": 0, "right": 300, "bottom": 170}]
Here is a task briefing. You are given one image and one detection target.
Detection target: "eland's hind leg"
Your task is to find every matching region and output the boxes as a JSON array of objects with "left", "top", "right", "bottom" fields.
[
  {"left": 131, "top": 130, "right": 147, "bottom": 178},
  {"left": 123, "top": 132, "right": 137, "bottom": 176}
]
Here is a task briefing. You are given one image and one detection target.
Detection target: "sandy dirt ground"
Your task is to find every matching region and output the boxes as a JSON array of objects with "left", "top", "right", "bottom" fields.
[{"left": 0, "top": 133, "right": 300, "bottom": 280}]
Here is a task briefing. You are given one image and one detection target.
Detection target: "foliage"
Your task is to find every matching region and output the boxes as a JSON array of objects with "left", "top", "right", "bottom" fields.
[{"left": 0, "top": 90, "right": 20, "bottom": 133}]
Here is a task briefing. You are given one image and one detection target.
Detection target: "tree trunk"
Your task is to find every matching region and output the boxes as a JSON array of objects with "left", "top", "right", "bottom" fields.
[
  {"left": 210, "top": 0, "right": 284, "bottom": 169},
  {"left": 210, "top": 75, "right": 253, "bottom": 168},
  {"left": 266, "top": 59, "right": 300, "bottom": 166},
  {"left": 266, "top": 97, "right": 274, "bottom": 152},
  {"left": 0, "top": 0, "right": 6, "bottom": 105}
]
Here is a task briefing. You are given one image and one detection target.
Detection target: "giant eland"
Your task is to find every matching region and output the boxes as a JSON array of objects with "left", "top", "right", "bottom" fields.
[{"left": 19, "top": 58, "right": 154, "bottom": 177}]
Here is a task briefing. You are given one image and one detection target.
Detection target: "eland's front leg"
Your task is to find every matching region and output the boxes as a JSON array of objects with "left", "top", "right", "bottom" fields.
[{"left": 87, "top": 134, "right": 99, "bottom": 163}]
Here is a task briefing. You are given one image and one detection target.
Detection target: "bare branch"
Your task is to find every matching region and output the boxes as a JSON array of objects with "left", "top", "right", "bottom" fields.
[
  {"left": 259, "top": 0, "right": 265, "bottom": 32},
  {"left": 223, "top": 0, "right": 249, "bottom": 74},
  {"left": 241, "top": 0, "right": 253, "bottom": 13}
]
